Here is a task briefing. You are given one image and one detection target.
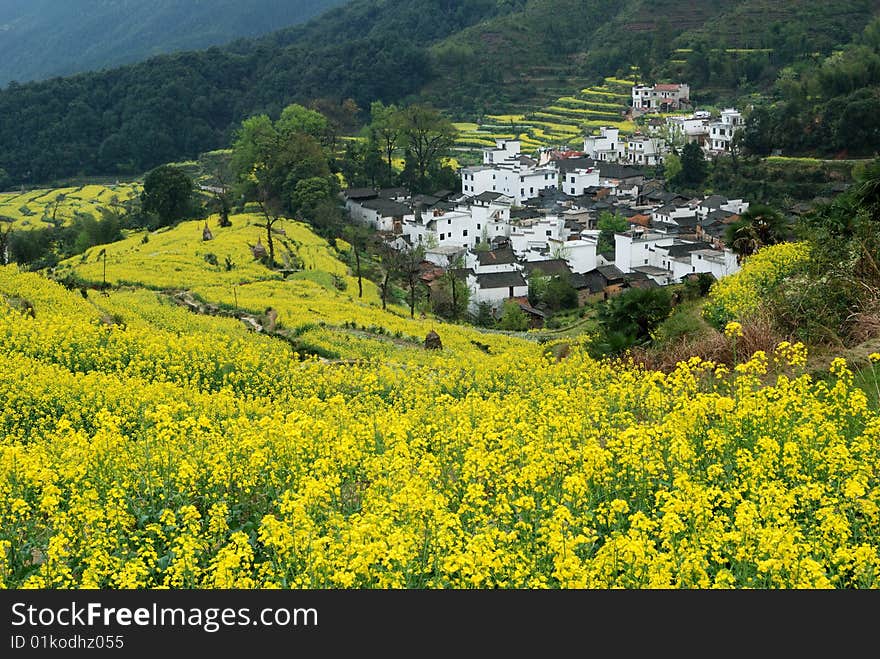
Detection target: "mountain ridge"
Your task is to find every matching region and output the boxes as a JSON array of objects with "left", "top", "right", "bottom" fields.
[
  {"left": 0, "top": 0, "right": 347, "bottom": 85},
  {"left": 1, "top": 0, "right": 878, "bottom": 187}
]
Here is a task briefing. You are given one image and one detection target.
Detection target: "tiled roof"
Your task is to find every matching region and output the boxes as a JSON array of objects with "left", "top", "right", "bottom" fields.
[{"left": 475, "top": 271, "right": 527, "bottom": 289}]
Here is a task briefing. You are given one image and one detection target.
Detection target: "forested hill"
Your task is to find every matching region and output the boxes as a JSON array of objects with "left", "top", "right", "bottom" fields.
[
  {"left": 0, "top": 0, "right": 346, "bottom": 86},
  {"left": 1, "top": 0, "right": 878, "bottom": 188}
]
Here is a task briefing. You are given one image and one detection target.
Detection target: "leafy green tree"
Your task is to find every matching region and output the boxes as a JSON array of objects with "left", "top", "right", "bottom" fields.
[
  {"left": 724, "top": 204, "right": 787, "bottom": 257},
  {"left": 230, "top": 106, "right": 334, "bottom": 233},
  {"left": 0, "top": 168, "right": 10, "bottom": 191},
  {"left": 543, "top": 275, "right": 578, "bottom": 312},
  {"left": 397, "top": 104, "right": 456, "bottom": 193},
  {"left": 672, "top": 142, "right": 708, "bottom": 190},
  {"left": 597, "top": 287, "right": 673, "bottom": 350},
  {"left": 291, "top": 177, "right": 334, "bottom": 218},
  {"left": 662, "top": 153, "right": 682, "bottom": 182},
  {"left": 597, "top": 210, "right": 629, "bottom": 254},
  {"left": 498, "top": 299, "right": 529, "bottom": 331},
  {"left": 370, "top": 101, "right": 402, "bottom": 183},
  {"left": 431, "top": 256, "right": 470, "bottom": 320},
  {"left": 276, "top": 103, "right": 332, "bottom": 148},
  {"left": 471, "top": 301, "right": 495, "bottom": 328},
  {"left": 140, "top": 164, "right": 193, "bottom": 228}
]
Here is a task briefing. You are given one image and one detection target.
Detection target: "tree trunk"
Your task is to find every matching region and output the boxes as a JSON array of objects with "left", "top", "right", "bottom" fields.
[
  {"left": 355, "top": 248, "right": 363, "bottom": 298},
  {"left": 265, "top": 219, "right": 275, "bottom": 268},
  {"left": 450, "top": 273, "right": 457, "bottom": 320},
  {"left": 381, "top": 271, "right": 389, "bottom": 310}
]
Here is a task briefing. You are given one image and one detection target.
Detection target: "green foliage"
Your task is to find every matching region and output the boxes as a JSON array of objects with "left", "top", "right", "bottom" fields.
[
  {"left": 230, "top": 105, "right": 337, "bottom": 236},
  {"left": 396, "top": 105, "right": 457, "bottom": 194},
  {"left": 0, "top": 0, "right": 497, "bottom": 185},
  {"left": 672, "top": 142, "right": 708, "bottom": 190},
  {"left": 497, "top": 299, "right": 529, "bottom": 331},
  {"left": 724, "top": 204, "right": 788, "bottom": 257},
  {"left": 663, "top": 153, "right": 682, "bottom": 183},
  {"left": 597, "top": 211, "right": 629, "bottom": 255},
  {"left": 471, "top": 301, "right": 496, "bottom": 328},
  {"left": 682, "top": 272, "right": 716, "bottom": 300},
  {"left": 771, "top": 157, "right": 880, "bottom": 344},
  {"left": 276, "top": 105, "right": 332, "bottom": 146},
  {"left": 741, "top": 17, "right": 880, "bottom": 158},
  {"left": 528, "top": 271, "right": 578, "bottom": 313},
  {"left": 596, "top": 287, "right": 673, "bottom": 353},
  {"left": 651, "top": 304, "right": 709, "bottom": 347},
  {"left": 141, "top": 165, "right": 194, "bottom": 228},
  {"left": 0, "top": 1, "right": 345, "bottom": 86}
]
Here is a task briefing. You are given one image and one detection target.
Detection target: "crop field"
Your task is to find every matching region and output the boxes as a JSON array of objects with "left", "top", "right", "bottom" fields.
[
  {"left": 0, "top": 183, "right": 141, "bottom": 230},
  {"left": 454, "top": 77, "right": 638, "bottom": 157},
  {"left": 1, "top": 218, "right": 878, "bottom": 589}
]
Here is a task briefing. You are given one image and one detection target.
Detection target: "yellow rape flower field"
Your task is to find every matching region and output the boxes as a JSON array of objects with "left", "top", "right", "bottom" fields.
[
  {"left": 0, "top": 183, "right": 141, "bottom": 230},
  {"left": 0, "top": 217, "right": 878, "bottom": 590}
]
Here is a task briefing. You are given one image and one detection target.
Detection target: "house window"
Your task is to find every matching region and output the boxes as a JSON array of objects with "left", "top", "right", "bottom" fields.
[
  {"left": 521, "top": 189, "right": 524, "bottom": 197},
  {"left": 546, "top": 230, "right": 552, "bottom": 236},
  {"left": 475, "top": 237, "right": 480, "bottom": 244},
  {"left": 462, "top": 230, "right": 468, "bottom": 237},
  {"left": 477, "top": 224, "right": 481, "bottom": 230},
  {"left": 644, "top": 259, "right": 648, "bottom": 264},
  {"left": 530, "top": 187, "right": 534, "bottom": 194},
  {"left": 448, "top": 219, "right": 451, "bottom": 225},
  {"left": 439, "top": 233, "right": 445, "bottom": 240}
]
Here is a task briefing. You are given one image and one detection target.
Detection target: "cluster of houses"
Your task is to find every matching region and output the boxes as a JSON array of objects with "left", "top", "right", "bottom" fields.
[
  {"left": 343, "top": 136, "right": 747, "bottom": 325},
  {"left": 569, "top": 82, "right": 746, "bottom": 169},
  {"left": 631, "top": 82, "right": 745, "bottom": 159}
]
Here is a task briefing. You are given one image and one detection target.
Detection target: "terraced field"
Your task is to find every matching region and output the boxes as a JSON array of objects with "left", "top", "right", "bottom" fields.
[
  {"left": 454, "top": 77, "right": 638, "bottom": 157},
  {"left": 0, "top": 183, "right": 141, "bottom": 230}
]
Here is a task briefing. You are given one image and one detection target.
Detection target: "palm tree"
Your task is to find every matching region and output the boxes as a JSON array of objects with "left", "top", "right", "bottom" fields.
[{"left": 724, "top": 204, "right": 787, "bottom": 258}]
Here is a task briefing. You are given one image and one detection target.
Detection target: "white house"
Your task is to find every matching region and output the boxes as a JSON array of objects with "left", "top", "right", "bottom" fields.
[
  {"left": 483, "top": 139, "right": 521, "bottom": 165},
  {"left": 665, "top": 113, "right": 710, "bottom": 146},
  {"left": 625, "top": 135, "right": 665, "bottom": 166},
  {"left": 508, "top": 215, "right": 567, "bottom": 256},
  {"left": 465, "top": 245, "right": 520, "bottom": 275},
  {"left": 549, "top": 236, "right": 599, "bottom": 274},
  {"left": 695, "top": 195, "right": 749, "bottom": 220},
  {"left": 562, "top": 167, "right": 601, "bottom": 196},
  {"left": 583, "top": 127, "right": 622, "bottom": 162},
  {"left": 350, "top": 197, "right": 411, "bottom": 232},
  {"left": 614, "top": 230, "right": 740, "bottom": 284},
  {"left": 424, "top": 245, "right": 467, "bottom": 268},
  {"left": 466, "top": 271, "right": 529, "bottom": 315},
  {"left": 651, "top": 203, "right": 698, "bottom": 231},
  {"left": 707, "top": 109, "right": 744, "bottom": 154},
  {"left": 631, "top": 83, "right": 690, "bottom": 112},
  {"left": 461, "top": 139, "right": 558, "bottom": 205}
]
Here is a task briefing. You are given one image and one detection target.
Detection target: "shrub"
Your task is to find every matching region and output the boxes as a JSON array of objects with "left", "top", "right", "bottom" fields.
[{"left": 703, "top": 242, "right": 810, "bottom": 329}]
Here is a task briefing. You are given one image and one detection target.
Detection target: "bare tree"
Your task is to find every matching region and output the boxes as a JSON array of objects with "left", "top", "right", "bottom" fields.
[{"left": 398, "top": 244, "right": 426, "bottom": 318}]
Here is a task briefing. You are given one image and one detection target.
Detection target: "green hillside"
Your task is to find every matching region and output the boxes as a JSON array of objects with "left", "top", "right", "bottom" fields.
[
  {"left": 0, "top": 0, "right": 346, "bottom": 86},
  {"left": 1, "top": 0, "right": 878, "bottom": 187}
]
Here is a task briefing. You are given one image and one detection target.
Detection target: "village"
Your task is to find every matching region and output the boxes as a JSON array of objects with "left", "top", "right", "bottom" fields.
[{"left": 342, "top": 82, "right": 749, "bottom": 326}]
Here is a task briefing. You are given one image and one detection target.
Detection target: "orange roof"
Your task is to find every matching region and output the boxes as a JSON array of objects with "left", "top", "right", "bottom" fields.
[
  {"left": 655, "top": 83, "right": 683, "bottom": 91},
  {"left": 629, "top": 214, "right": 651, "bottom": 227}
]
